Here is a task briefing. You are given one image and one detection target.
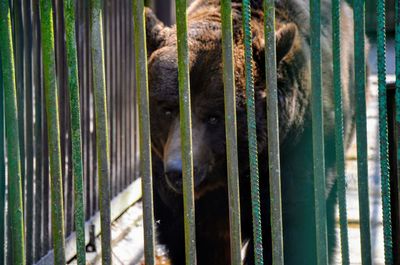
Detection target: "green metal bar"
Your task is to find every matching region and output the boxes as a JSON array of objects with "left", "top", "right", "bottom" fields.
[
  {"left": 32, "top": 0, "right": 43, "bottom": 259},
  {"left": 376, "top": 0, "right": 393, "bottom": 263},
  {"left": 353, "top": 0, "right": 372, "bottom": 263},
  {"left": 310, "top": 0, "right": 329, "bottom": 262},
  {"left": 0, "top": 51, "right": 5, "bottom": 265},
  {"left": 22, "top": 0, "right": 34, "bottom": 262},
  {"left": 396, "top": 0, "right": 400, "bottom": 261},
  {"left": 64, "top": 0, "right": 86, "bottom": 264},
  {"left": 263, "top": 1, "right": 284, "bottom": 264},
  {"left": 39, "top": 0, "right": 66, "bottom": 263},
  {"left": 90, "top": 0, "right": 112, "bottom": 264},
  {"left": 220, "top": 1, "right": 242, "bottom": 264},
  {"left": 331, "top": 0, "right": 350, "bottom": 263},
  {"left": 175, "top": 0, "right": 197, "bottom": 264},
  {"left": 242, "top": 1, "right": 264, "bottom": 264},
  {"left": 133, "top": 1, "right": 155, "bottom": 264},
  {"left": 0, "top": 1, "right": 26, "bottom": 264},
  {"left": 13, "top": 0, "right": 25, "bottom": 205}
]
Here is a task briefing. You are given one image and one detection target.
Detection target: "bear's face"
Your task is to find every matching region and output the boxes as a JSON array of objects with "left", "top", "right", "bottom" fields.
[
  {"left": 149, "top": 45, "right": 230, "bottom": 197},
  {"left": 145, "top": 7, "right": 300, "bottom": 199}
]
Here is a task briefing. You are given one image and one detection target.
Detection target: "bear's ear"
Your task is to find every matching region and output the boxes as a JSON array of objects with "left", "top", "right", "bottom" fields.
[
  {"left": 275, "top": 23, "right": 298, "bottom": 62},
  {"left": 252, "top": 22, "right": 298, "bottom": 71},
  {"left": 145, "top": 8, "right": 166, "bottom": 56}
]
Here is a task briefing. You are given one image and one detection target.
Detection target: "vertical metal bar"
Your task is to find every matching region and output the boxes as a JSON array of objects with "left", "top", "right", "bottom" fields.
[
  {"left": 387, "top": 83, "right": 399, "bottom": 264},
  {"left": 121, "top": 0, "right": 127, "bottom": 189},
  {"left": 263, "top": 0, "right": 284, "bottom": 264},
  {"left": 396, "top": 0, "right": 400, "bottom": 261},
  {"left": 92, "top": 0, "right": 99, "bottom": 214},
  {"left": 133, "top": 1, "right": 155, "bottom": 264},
  {"left": 128, "top": 0, "right": 135, "bottom": 184},
  {"left": 111, "top": 0, "right": 117, "bottom": 197},
  {"left": 220, "top": 1, "right": 242, "bottom": 265},
  {"left": 376, "top": 0, "right": 393, "bottom": 263},
  {"left": 131, "top": 0, "right": 138, "bottom": 184},
  {"left": 6, "top": 198, "right": 12, "bottom": 264},
  {"left": 353, "top": 0, "right": 372, "bottom": 262},
  {"left": 175, "top": 0, "right": 198, "bottom": 263},
  {"left": 0, "top": 49, "right": 6, "bottom": 265},
  {"left": 104, "top": 0, "right": 111, "bottom": 199},
  {"left": 39, "top": 0, "right": 67, "bottom": 262},
  {"left": 125, "top": 0, "right": 130, "bottom": 186},
  {"left": 77, "top": 0, "right": 89, "bottom": 219},
  {"left": 64, "top": 0, "right": 86, "bottom": 263},
  {"left": 13, "top": 0, "right": 25, "bottom": 205},
  {"left": 104, "top": 0, "right": 111, "bottom": 196},
  {"left": 23, "top": 0, "right": 34, "bottom": 262},
  {"left": 54, "top": 0, "right": 67, "bottom": 231},
  {"left": 310, "top": 0, "right": 329, "bottom": 262},
  {"left": 332, "top": 0, "right": 350, "bottom": 263},
  {"left": 90, "top": 0, "right": 112, "bottom": 263},
  {"left": 85, "top": 0, "right": 93, "bottom": 218},
  {"left": 242, "top": 1, "right": 263, "bottom": 264},
  {"left": 0, "top": 0, "right": 26, "bottom": 263},
  {"left": 123, "top": 0, "right": 128, "bottom": 187},
  {"left": 116, "top": 0, "right": 122, "bottom": 194},
  {"left": 42, "top": 94, "right": 50, "bottom": 254},
  {"left": 32, "top": 0, "right": 43, "bottom": 259}
]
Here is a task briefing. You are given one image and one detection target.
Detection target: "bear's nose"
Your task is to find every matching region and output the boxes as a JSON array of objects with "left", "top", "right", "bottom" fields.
[{"left": 165, "top": 160, "right": 183, "bottom": 193}]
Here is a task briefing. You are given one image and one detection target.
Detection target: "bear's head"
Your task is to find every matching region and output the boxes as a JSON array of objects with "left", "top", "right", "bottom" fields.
[{"left": 146, "top": 6, "right": 303, "bottom": 202}]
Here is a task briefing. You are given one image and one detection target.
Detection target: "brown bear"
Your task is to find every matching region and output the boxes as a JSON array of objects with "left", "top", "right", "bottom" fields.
[{"left": 145, "top": 0, "right": 355, "bottom": 264}]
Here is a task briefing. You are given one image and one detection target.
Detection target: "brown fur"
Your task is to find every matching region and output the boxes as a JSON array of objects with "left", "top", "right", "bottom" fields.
[{"left": 145, "top": 0, "right": 356, "bottom": 264}]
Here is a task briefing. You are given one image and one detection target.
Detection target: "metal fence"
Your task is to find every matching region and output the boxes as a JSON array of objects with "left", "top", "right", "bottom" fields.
[
  {"left": 0, "top": 0, "right": 399, "bottom": 265},
  {"left": 0, "top": 0, "right": 140, "bottom": 264}
]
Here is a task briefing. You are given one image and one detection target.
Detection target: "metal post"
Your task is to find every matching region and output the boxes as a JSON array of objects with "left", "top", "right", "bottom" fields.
[
  {"left": 39, "top": 0, "right": 67, "bottom": 263},
  {"left": 133, "top": 1, "right": 155, "bottom": 264},
  {"left": 0, "top": 0, "right": 26, "bottom": 263},
  {"left": 175, "top": 0, "right": 198, "bottom": 263},
  {"left": 242, "top": 0, "right": 264, "bottom": 264},
  {"left": 221, "top": 1, "right": 242, "bottom": 264},
  {"left": 90, "top": 0, "right": 112, "bottom": 263},
  {"left": 353, "top": 0, "right": 372, "bottom": 262},
  {"left": 64, "top": 0, "right": 86, "bottom": 264},
  {"left": 332, "top": 0, "right": 350, "bottom": 263}
]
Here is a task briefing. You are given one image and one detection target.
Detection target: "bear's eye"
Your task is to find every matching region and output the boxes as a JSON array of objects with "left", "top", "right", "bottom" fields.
[{"left": 207, "top": 116, "right": 219, "bottom": 125}]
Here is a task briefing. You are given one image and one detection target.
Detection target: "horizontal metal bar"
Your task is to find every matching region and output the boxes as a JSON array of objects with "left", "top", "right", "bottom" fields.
[{"left": 35, "top": 179, "right": 142, "bottom": 264}]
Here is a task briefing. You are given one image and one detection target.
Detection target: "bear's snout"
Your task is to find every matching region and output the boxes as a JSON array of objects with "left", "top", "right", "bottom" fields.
[
  {"left": 163, "top": 119, "right": 209, "bottom": 193},
  {"left": 164, "top": 159, "right": 183, "bottom": 193},
  {"left": 164, "top": 157, "right": 207, "bottom": 193}
]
